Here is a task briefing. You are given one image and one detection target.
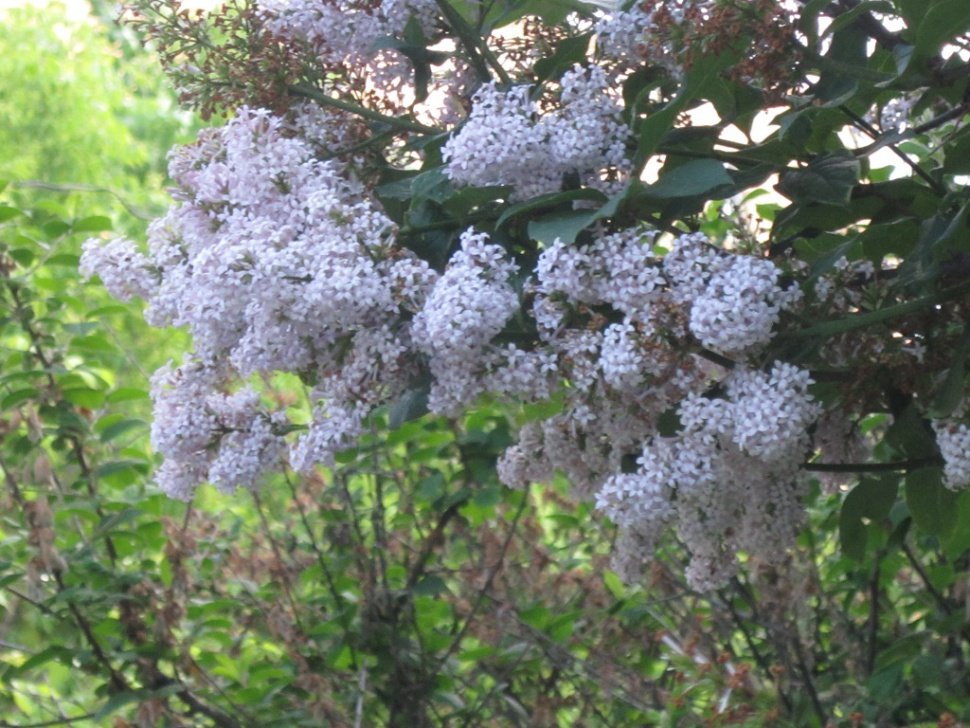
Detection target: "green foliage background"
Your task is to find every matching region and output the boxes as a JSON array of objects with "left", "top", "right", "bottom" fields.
[{"left": 1, "top": 1, "right": 970, "bottom": 726}]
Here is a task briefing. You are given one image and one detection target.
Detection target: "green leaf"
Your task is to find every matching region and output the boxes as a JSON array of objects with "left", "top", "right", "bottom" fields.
[
  {"left": 641, "top": 159, "right": 733, "bottom": 199},
  {"left": 839, "top": 476, "right": 899, "bottom": 561},
  {"left": 92, "top": 508, "right": 142, "bottom": 540},
  {"left": 9, "top": 247, "right": 35, "bottom": 266},
  {"left": 496, "top": 188, "right": 606, "bottom": 228},
  {"left": 62, "top": 387, "right": 105, "bottom": 409},
  {"left": 929, "top": 322, "right": 970, "bottom": 418},
  {"left": 526, "top": 186, "right": 627, "bottom": 244},
  {"left": 534, "top": 32, "right": 592, "bottom": 82},
  {"left": 95, "top": 460, "right": 150, "bottom": 479},
  {"left": 440, "top": 185, "right": 510, "bottom": 218},
  {"left": 777, "top": 153, "right": 861, "bottom": 206},
  {"left": 412, "top": 575, "right": 449, "bottom": 596},
  {"left": 94, "top": 690, "right": 151, "bottom": 721},
  {"left": 915, "top": 0, "right": 970, "bottom": 58},
  {"left": 527, "top": 210, "right": 597, "bottom": 245},
  {"left": 71, "top": 215, "right": 112, "bottom": 233},
  {"left": 107, "top": 387, "right": 149, "bottom": 404},
  {"left": 389, "top": 384, "right": 430, "bottom": 429},
  {"left": 0, "top": 204, "right": 21, "bottom": 221},
  {"left": 905, "top": 467, "right": 958, "bottom": 537},
  {"left": 42, "top": 220, "right": 70, "bottom": 238},
  {"left": 603, "top": 570, "right": 625, "bottom": 600},
  {"left": 2, "top": 388, "right": 39, "bottom": 409},
  {"left": 518, "top": 391, "right": 565, "bottom": 424},
  {"left": 45, "top": 253, "right": 80, "bottom": 266},
  {"left": 943, "top": 131, "right": 970, "bottom": 175},
  {"left": 99, "top": 418, "right": 148, "bottom": 443},
  {"left": 11, "top": 645, "right": 73, "bottom": 675}
]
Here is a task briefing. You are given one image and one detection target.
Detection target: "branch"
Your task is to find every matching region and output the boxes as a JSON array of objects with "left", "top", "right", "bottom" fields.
[
  {"left": 782, "top": 278, "right": 970, "bottom": 339},
  {"left": 833, "top": 0, "right": 903, "bottom": 50},
  {"left": 0, "top": 715, "right": 96, "bottom": 728},
  {"left": 433, "top": 0, "right": 510, "bottom": 85},
  {"left": 10, "top": 180, "right": 154, "bottom": 220},
  {"left": 803, "top": 457, "right": 942, "bottom": 473},
  {"left": 901, "top": 542, "right": 952, "bottom": 615},
  {"left": 288, "top": 83, "right": 440, "bottom": 135},
  {"left": 791, "top": 635, "right": 827, "bottom": 724},
  {"left": 53, "top": 572, "right": 129, "bottom": 693},
  {"left": 841, "top": 106, "right": 948, "bottom": 197},
  {"left": 433, "top": 494, "right": 527, "bottom": 673}
]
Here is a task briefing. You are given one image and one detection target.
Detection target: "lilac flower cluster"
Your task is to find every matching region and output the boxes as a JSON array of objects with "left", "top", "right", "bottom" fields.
[
  {"left": 932, "top": 418, "right": 970, "bottom": 490},
  {"left": 443, "top": 65, "right": 632, "bottom": 200},
  {"left": 85, "top": 100, "right": 816, "bottom": 591},
  {"left": 83, "top": 108, "right": 435, "bottom": 497}
]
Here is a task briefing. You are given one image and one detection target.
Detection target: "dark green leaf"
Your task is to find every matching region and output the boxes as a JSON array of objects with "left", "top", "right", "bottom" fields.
[
  {"left": 641, "top": 159, "right": 733, "bottom": 199},
  {"left": 2, "top": 388, "right": 39, "bottom": 409},
  {"left": 527, "top": 210, "right": 597, "bottom": 245},
  {"left": 905, "top": 467, "right": 958, "bottom": 537},
  {"left": 915, "top": 0, "right": 970, "bottom": 58},
  {"left": 496, "top": 188, "right": 606, "bottom": 228},
  {"left": 534, "top": 33, "right": 592, "bottom": 82},
  {"left": 839, "top": 476, "right": 899, "bottom": 560},
  {"left": 526, "top": 186, "right": 627, "bottom": 244},
  {"left": 929, "top": 322, "right": 970, "bottom": 418},
  {"left": 389, "top": 385, "right": 430, "bottom": 429},
  {"left": 777, "top": 153, "right": 861, "bottom": 206}
]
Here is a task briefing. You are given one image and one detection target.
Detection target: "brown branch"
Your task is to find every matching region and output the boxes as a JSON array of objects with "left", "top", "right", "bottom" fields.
[
  {"left": 252, "top": 491, "right": 305, "bottom": 634},
  {"left": 865, "top": 549, "right": 885, "bottom": 676},
  {"left": 803, "top": 457, "right": 942, "bottom": 473},
  {"left": 53, "top": 571, "right": 129, "bottom": 693},
  {"left": 433, "top": 494, "right": 528, "bottom": 673},
  {"left": 0, "top": 714, "right": 96, "bottom": 727}
]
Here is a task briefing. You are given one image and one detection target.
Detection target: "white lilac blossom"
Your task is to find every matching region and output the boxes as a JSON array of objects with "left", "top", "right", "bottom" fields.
[
  {"left": 82, "top": 108, "right": 433, "bottom": 495},
  {"left": 259, "top": 0, "right": 437, "bottom": 65},
  {"left": 593, "top": 362, "right": 818, "bottom": 590},
  {"left": 442, "top": 83, "right": 559, "bottom": 200},
  {"left": 688, "top": 255, "right": 801, "bottom": 357},
  {"left": 84, "top": 98, "right": 823, "bottom": 589},
  {"left": 79, "top": 237, "right": 156, "bottom": 302},
  {"left": 411, "top": 229, "right": 521, "bottom": 414},
  {"left": 443, "top": 65, "right": 632, "bottom": 200},
  {"left": 148, "top": 360, "right": 287, "bottom": 499},
  {"left": 725, "top": 362, "right": 819, "bottom": 461},
  {"left": 932, "top": 419, "right": 970, "bottom": 490},
  {"left": 661, "top": 235, "right": 801, "bottom": 357},
  {"left": 257, "top": 0, "right": 445, "bottom": 112},
  {"left": 594, "top": 7, "right": 654, "bottom": 61}
]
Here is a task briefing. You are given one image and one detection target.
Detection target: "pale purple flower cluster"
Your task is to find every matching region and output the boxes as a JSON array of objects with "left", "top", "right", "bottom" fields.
[
  {"left": 258, "top": 0, "right": 446, "bottom": 112},
  {"left": 932, "top": 419, "right": 970, "bottom": 490},
  {"left": 83, "top": 108, "right": 436, "bottom": 496},
  {"left": 83, "top": 87, "right": 823, "bottom": 590},
  {"left": 596, "top": 362, "right": 818, "bottom": 590},
  {"left": 149, "top": 361, "right": 285, "bottom": 500},
  {"left": 443, "top": 65, "right": 632, "bottom": 199}
]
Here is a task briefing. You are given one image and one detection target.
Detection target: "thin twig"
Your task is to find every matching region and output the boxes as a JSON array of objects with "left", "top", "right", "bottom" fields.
[
  {"left": 783, "top": 278, "right": 970, "bottom": 339},
  {"left": 10, "top": 180, "right": 154, "bottom": 220},
  {"left": 0, "top": 714, "right": 96, "bottom": 727},
  {"left": 803, "top": 457, "right": 941, "bottom": 473},
  {"left": 252, "top": 491, "right": 305, "bottom": 633},
  {"left": 289, "top": 83, "right": 440, "bottom": 135},
  {"left": 865, "top": 549, "right": 884, "bottom": 676},
  {"left": 433, "top": 494, "right": 528, "bottom": 673}
]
